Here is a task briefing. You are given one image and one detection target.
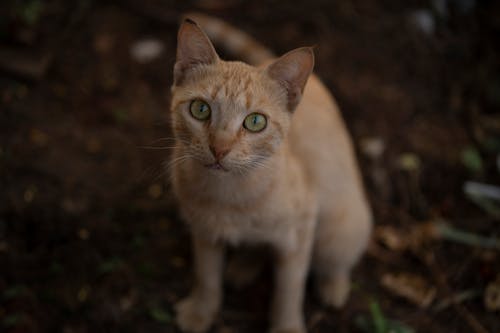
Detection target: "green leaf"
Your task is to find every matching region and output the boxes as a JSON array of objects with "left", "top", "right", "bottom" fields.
[
  {"left": 355, "top": 300, "right": 416, "bottom": 333},
  {"left": 387, "top": 320, "right": 416, "bottom": 333},
  {"left": 149, "top": 307, "right": 172, "bottom": 323},
  {"left": 50, "top": 261, "right": 64, "bottom": 275},
  {"left": 481, "top": 137, "right": 500, "bottom": 153},
  {"left": 98, "top": 257, "right": 123, "bottom": 275},
  {"left": 436, "top": 222, "right": 500, "bottom": 250},
  {"left": 132, "top": 235, "right": 144, "bottom": 249},
  {"left": 2, "top": 285, "right": 28, "bottom": 300},
  {"left": 112, "top": 108, "right": 128, "bottom": 124},
  {"left": 136, "top": 262, "right": 155, "bottom": 278},
  {"left": 370, "top": 300, "right": 388, "bottom": 333},
  {"left": 18, "top": 0, "right": 43, "bottom": 26},
  {"left": 3, "top": 313, "right": 26, "bottom": 327},
  {"left": 461, "top": 146, "right": 483, "bottom": 173},
  {"left": 354, "top": 315, "right": 372, "bottom": 332},
  {"left": 397, "top": 153, "right": 421, "bottom": 171}
]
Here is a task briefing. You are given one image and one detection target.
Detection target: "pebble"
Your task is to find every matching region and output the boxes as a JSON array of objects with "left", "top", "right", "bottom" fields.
[
  {"left": 410, "top": 9, "right": 435, "bottom": 35},
  {"left": 130, "top": 39, "right": 164, "bottom": 64}
]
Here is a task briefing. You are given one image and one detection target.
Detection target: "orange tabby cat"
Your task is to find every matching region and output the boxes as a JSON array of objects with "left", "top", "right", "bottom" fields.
[{"left": 170, "top": 13, "right": 372, "bottom": 333}]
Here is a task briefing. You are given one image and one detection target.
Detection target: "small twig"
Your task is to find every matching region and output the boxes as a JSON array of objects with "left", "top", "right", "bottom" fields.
[
  {"left": 372, "top": 199, "right": 493, "bottom": 332},
  {"left": 464, "top": 181, "right": 500, "bottom": 218},
  {"left": 433, "top": 222, "right": 500, "bottom": 250},
  {"left": 433, "top": 289, "right": 482, "bottom": 312},
  {"left": 421, "top": 251, "right": 490, "bottom": 333},
  {"left": 367, "top": 241, "right": 404, "bottom": 264}
]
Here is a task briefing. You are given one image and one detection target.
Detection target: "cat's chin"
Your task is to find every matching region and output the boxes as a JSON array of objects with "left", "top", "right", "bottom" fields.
[{"left": 204, "top": 162, "right": 229, "bottom": 172}]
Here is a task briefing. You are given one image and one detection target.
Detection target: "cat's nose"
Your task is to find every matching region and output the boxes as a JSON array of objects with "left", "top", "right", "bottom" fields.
[{"left": 209, "top": 145, "right": 230, "bottom": 161}]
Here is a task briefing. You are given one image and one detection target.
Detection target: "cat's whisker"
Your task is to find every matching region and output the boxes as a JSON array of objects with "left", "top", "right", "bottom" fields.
[
  {"left": 165, "top": 155, "right": 190, "bottom": 168},
  {"left": 152, "top": 155, "right": 192, "bottom": 183},
  {"left": 148, "top": 137, "right": 191, "bottom": 146},
  {"left": 138, "top": 164, "right": 165, "bottom": 183},
  {"left": 151, "top": 167, "right": 171, "bottom": 183},
  {"left": 231, "top": 164, "right": 246, "bottom": 176},
  {"left": 163, "top": 154, "right": 193, "bottom": 173},
  {"left": 150, "top": 137, "right": 177, "bottom": 143},
  {"left": 237, "top": 156, "right": 273, "bottom": 173},
  {"left": 139, "top": 145, "right": 178, "bottom": 150}
]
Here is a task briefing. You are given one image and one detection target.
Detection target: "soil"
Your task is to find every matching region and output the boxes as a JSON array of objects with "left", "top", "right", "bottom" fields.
[{"left": 1, "top": 1, "right": 499, "bottom": 333}]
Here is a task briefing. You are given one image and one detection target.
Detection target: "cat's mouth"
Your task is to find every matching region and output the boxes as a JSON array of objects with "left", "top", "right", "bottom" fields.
[{"left": 204, "top": 162, "right": 229, "bottom": 172}]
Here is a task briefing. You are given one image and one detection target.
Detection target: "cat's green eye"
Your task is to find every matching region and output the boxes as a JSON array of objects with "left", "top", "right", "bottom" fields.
[
  {"left": 243, "top": 113, "right": 267, "bottom": 132},
  {"left": 190, "top": 100, "right": 211, "bottom": 121}
]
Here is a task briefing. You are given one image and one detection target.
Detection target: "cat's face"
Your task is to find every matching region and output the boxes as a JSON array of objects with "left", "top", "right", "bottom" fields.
[
  {"left": 170, "top": 19, "right": 313, "bottom": 175},
  {"left": 171, "top": 61, "right": 290, "bottom": 174}
]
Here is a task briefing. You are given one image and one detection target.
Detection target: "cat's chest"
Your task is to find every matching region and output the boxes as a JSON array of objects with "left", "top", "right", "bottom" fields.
[
  {"left": 175, "top": 175, "right": 313, "bottom": 246},
  {"left": 179, "top": 189, "right": 295, "bottom": 245}
]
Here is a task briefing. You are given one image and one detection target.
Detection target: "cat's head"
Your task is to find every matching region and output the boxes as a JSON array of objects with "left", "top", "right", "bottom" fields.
[{"left": 170, "top": 19, "right": 313, "bottom": 175}]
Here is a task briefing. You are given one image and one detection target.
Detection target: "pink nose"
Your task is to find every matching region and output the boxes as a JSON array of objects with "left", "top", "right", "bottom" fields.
[{"left": 209, "top": 145, "right": 230, "bottom": 161}]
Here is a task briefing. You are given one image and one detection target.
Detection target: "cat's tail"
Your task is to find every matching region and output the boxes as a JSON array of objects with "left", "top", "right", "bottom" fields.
[{"left": 182, "top": 12, "right": 275, "bottom": 66}]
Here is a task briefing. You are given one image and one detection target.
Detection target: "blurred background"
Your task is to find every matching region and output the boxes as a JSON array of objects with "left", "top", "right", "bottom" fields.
[{"left": 1, "top": 0, "right": 499, "bottom": 332}]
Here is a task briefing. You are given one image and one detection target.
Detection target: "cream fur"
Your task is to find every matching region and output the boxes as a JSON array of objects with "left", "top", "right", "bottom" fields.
[{"left": 170, "top": 17, "right": 372, "bottom": 333}]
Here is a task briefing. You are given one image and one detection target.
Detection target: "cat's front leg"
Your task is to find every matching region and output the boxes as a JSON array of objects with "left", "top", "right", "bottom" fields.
[
  {"left": 269, "top": 229, "right": 313, "bottom": 333},
  {"left": 175, "top": 232, "right": 223, "bottom": 333}
]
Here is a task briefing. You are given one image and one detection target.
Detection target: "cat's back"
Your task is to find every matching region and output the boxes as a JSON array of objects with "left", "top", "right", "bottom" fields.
[{"left": 290, "top": 75, "right": 365, "bottom": 202}]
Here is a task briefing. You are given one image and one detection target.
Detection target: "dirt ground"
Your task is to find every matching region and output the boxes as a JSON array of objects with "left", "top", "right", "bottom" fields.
[{"left": 1, "top": 1, "right": 499, "bottom": 332}]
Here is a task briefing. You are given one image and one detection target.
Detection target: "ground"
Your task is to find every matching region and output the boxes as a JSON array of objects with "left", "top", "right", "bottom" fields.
[{"left": 1, "top": 1, "right": 499, "bottom": 333}]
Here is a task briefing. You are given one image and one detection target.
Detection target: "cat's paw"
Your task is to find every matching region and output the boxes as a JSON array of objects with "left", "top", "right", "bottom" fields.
[
  {"left": 175, "top": 296, "right": 217, "bottom": 333},
  {"left": 317, "top": 273, "right": 351, "bottom": 308}
]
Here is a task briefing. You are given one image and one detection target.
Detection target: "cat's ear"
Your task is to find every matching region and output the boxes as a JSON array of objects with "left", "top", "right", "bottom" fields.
[
  {"left": 266, "top": 47, "right": 314, "bottom": 111},
  {"left": 174, "top": 19, "right": 219, "bottom": 85}
]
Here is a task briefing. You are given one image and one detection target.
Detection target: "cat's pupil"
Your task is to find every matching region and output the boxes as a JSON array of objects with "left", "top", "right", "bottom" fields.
[{"left": 252, "top": 116, "right": 258, "bottom": 124}]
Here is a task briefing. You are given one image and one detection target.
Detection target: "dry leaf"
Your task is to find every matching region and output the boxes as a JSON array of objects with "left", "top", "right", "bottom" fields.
[
  {"left": 23, "top": 185, "right": 37, "bottom": 203},
  {"left": 78, "top": 228, "right": 90, "bottom": 240},
  {"left": 120, "top": 292, "right": 136, "bottom": 312},
  {"left": 375, "top": 226, "right": 408, "bottom": 251},
  {"left": 148, "top": 183, "right": 163, "bottom": 199},
  {"left": 381, "top": 272, "right": 436, "bottom": 308},
  {"left": 94, "top": 33, "right": 115, "bottom": 55},
  {"left": 30, "top": 128, "right": 48, "bottom": 146},
  {"left": 86, "top": 138, "right": 101, "bottom": 153},
  {"left": 374, "top": 223, "right": 438, "bottom": 253},
  {"left": 484, "top": 275, "right": 500, "bottom": 312},
  {"left": 171, "top": 256, "right": 186, "bottom": 268},
  {"left": 397, "top": 153, "right": 421, "bottom": 171},
  {"left": 360, "top": 137, "right": 385, "bottom": 159},
  {"left": 77, "top": 285, "right": 90, "bottom": 302}
]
